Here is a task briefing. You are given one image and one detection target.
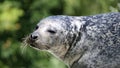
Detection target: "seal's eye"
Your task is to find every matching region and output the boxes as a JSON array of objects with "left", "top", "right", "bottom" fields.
[
  {"left": 35, "top": 26, "right": 39, "bottom": 30},
  {"left": 47, "top": 30, "right": 56, "bottom": 34}
]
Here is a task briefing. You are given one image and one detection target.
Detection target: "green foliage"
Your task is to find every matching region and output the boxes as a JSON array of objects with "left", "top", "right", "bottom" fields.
[
  {"left": 0, "top": 0, "right": 120, "bottom": 68},
  {"left": 64, "top": 0, "right": 120, "bottom": 15},
  {"left": 0, "top": 1, "right": 23, "bottom": 32},
  {"left": 29, "top": 0, "right": 62, "bottom": 23}
]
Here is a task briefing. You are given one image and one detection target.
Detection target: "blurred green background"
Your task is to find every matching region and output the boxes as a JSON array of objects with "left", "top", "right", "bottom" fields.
[{"left": 0, "top": 0, "right": 120, "bottom": 68}]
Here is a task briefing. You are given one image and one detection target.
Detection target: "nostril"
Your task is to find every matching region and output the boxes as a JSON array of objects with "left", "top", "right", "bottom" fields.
[
  {"left": 31, "top": 34, "right": 38, "bottom": 40},
  {"left": 33, "top": 36, "right": 38, "bottom": 39}
]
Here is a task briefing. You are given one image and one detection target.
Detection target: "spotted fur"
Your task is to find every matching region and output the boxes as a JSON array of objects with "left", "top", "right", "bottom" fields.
[{"left": 25, "top": 12, "right": 120, "bottom": 68}]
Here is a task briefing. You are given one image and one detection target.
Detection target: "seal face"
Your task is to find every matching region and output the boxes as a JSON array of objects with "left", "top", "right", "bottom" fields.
[
  {"left": 29, "top": 16, "right": 68, "bottom": 50},
  {"left": 25, "top": 12, "right": 120, "bottom": 68},
  {"left": 26, "top": 16, "right": 84, "bottom": 60}
]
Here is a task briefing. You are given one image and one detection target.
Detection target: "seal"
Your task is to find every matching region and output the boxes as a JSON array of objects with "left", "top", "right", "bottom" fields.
[{"left": 24, "top": 12, "right": 120, "bottom": 68}]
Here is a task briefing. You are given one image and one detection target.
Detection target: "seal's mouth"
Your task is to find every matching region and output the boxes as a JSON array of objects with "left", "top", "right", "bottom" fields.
[
  {"left": 23, "top": 35, "right": 37, "bottom": 47},
  {"left": 23, "top": 35, "right": 50, "bottom": 50}
]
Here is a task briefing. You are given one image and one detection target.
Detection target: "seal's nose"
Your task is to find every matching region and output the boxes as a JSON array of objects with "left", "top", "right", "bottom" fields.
[{"left": 30, "top": 33, "right": 39, "bottom": 40}]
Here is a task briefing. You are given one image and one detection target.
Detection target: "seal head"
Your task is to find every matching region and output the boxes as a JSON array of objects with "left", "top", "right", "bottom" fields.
[{"left": 25, "top": 16, "right": 85, "bottom": 62}]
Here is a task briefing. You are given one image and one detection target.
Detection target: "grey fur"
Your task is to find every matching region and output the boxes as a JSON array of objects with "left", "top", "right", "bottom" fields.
[{"left": 26, "top": 12, "right": 120, "bottom": 68}]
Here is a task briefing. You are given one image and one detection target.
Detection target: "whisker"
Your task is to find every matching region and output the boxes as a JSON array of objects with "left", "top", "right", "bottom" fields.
[
  {"left": 20, "top": 43, "right": 27, "bottom": 54},
  {"left": 21, "top": 35, "right": 30, "bottom": 54}
]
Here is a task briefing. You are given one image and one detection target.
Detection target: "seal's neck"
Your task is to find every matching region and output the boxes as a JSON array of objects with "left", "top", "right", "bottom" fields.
[
  {"left": 64, "top": 31, "right": 87, "bottom": 65},
  {"left": 49, "top": 45, "right": 69, "bottom": 59},
  {"left": 49, "top": 32, "right": 87, "bottom": 67},
  {"left": 48, "top": 45, "right": 70, "bottom": 67}
]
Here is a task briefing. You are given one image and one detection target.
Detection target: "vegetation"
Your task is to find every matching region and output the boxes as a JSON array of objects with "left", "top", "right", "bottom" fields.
[{"left": 0, "top": 0, "right": 120, "bottom": 68}]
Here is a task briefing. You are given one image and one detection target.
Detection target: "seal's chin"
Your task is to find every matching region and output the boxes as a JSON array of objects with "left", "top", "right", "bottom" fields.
[
  {"left": 29, "top": 40, "right": 50, "bottom": 50},
  {"left": 29, "top": 43, "right": 50, "bottom": 50},
  {"left": 29, "top": 43, "right": 37, "bottom": 48},
  {"left": 24, "top": 35, "right": 51, "bottom": 50}
]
